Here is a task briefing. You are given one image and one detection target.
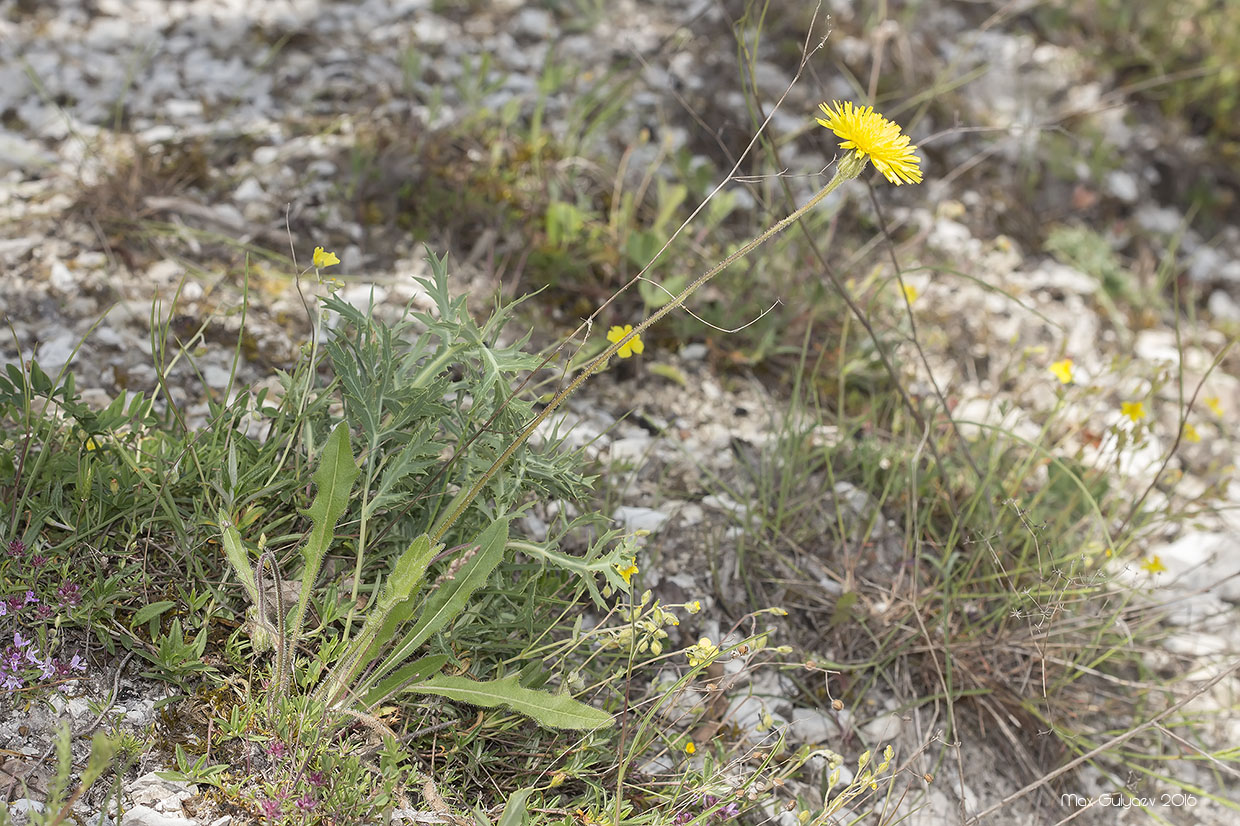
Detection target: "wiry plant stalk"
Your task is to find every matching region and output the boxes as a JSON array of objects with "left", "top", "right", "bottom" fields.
[
  {"left": 254, "top": 551, "right": 288, "bottom": 717},
  {"left": 431, "top": 171, "right": 855, "bottom": 544}
]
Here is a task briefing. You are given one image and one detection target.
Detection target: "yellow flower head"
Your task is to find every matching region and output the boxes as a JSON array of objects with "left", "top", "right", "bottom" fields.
[
  {"left": 684, "top": 741, "right": 696, "bottom": 755},
  {"left": 617, "top": 561, "right": 639, "bottom": 585},
  {"left": 607, "top": 324, "right": 645, "bottom": 359},
  {"left": 1140, "top": 555, "right": 1166, "bottom": 575},
  {"left": 1182, "top": 422, "right": 1201, "bottom": 443},
  {"left": 1121, "top": 400, "right": 1146, "bottom": 423},
  {"left": 313, "top": 246, "right": 340, "bottom": 269},
  {"left": 1049, "top": 358, "right": 1074, "bottom": 384},
  {"left": 901, "top": 283, "right": 919, "bottom": 304},
  {"left": 1205, "top": 395, "right": 1223, "bottom": 417},
  {"left": 817, "top": 101, "right": 923, "bottom": 186}
]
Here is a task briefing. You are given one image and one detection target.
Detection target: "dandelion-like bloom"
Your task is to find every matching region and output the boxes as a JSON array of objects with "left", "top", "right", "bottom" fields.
[
  {"left": 607, "top": 324, "right": 644, "bottom": 358},
  {"left": 1121, "top": 400, "right": 1146, "bottom": 423},
  {"left": 1140, "top": 556, "right": 1166, "bottom": 575},
  {"left": 1049, "top": 358, "right": 1074, "bottom": 384},
  {"left": 817, "top": 101, "right": 923, "bottom": 185},
  {"left": 312, "top": 246, "right": 340, "bottom": 269}
]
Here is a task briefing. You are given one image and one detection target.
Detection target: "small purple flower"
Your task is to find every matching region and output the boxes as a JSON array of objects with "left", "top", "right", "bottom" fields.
[
  {"left": 259, "top": 798, "right": 281, "bottom": 817},
  {"left": 306, "top": 770, "right": 327, "bottom": 787},
  {"left": 34, "top": 655, "right": 55, "bottom": 681},
  {"left": 12, "top": 631, "right": 29, "bottom": 649},
  {"left": 30, "top": 555, "right": 47, "bottom": 569},
  {"left": 57, "top": 582, "right": 80, "bottom": 606},
  {"left": 265, "top": 739, "right": 287, "bottom": 759},
  {"left": 0, "top": 602, "right": 6, "bottom": 617},
  {"left": 68, "top": 654, "right": 86, "bottom": 672},
  {"left": 36, "top": 604, "right": 53, "bottom": 619},
  {"left": 295, "top": 792, "right": 317, "bottom": 812},
  {"left": 6, "top": 539, "right": 24, "bottom": 557},
  {"left": 2, "top": 671, "right": 22, "bottom": 691},
  {"left": 24, "top": 591, "right": 38, "bottom": 605},
  {"left": 5, "top": 597, "right": 21, "bottom": 613}
]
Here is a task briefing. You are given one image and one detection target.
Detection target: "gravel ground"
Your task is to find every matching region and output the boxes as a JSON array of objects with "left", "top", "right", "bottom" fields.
[{"left": 2, "top": 1, "right": 1239, "bottom": 824}]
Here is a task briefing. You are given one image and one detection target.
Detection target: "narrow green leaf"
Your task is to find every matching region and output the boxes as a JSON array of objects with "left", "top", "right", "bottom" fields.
[
  {"left": 219, "top": 513, "right": 258, "bottom": 604},
  {"left": 384, "top": 533, "right": 436, "bottom": 601},
  {"left": 408, "top": 518, "right": 509, "bottom": 645},
  {"left": 361, "top": 518, "right": 509, "bottom": 692},
  {"left": 30, "top": 361, "right": 52, "bottom": 394},
  {"left": 320, "top": 534, "right": 439, "bottom": 704},
  {"left": 131, "top": 601, "right": 177, "bottom": 627},
  {"left": 360, "top": 654, "right": 450, "bottom": 709},
  {"left": 288, "top": 422, "right": 359, "bottom": 646},
  {"left": 497, "top": 788, "right": 534, "bottom": 826},
  {"left": 409, "top": 674, "right": 612, "bottom": 731}
]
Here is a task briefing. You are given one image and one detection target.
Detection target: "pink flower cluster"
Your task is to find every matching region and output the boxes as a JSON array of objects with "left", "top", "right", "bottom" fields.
[
  {"left": 0, "top": 631, "right": 86, "bottom": 691},
  {"left": 1, "top": 538, "right": 87, "bottom": 692}
]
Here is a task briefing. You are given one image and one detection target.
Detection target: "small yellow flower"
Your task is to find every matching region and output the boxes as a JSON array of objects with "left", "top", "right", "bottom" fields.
[
  {"left": 313, "top": 246, "right": 340, "bottom": 269},
  {"left": 1049, "top": 358, "right": 1074, "bottom": 385},
  {"left": 1140, "top": 556, "right": 1166, "bottom": 575},
  {"left": 817, "top": 101, "right": 923, "bottom": 185},
  {"left": 617, "top": 561, "right": 639, "bottom": 585},
  {"left": 687, "top": 600, "right": 701, "bottom": 614},
  {"left": 684, "top": 741, "right": 696, "bottom": 755},
  {"left": 901, "top": 283, "right": 919, "bottom": 304},
  {"left": 686, "top": 637, "right": 720, "bottom": 668},
  {"left": 607, "top": 324, "right": 645, "bottom": 359},
  {"left": 1205, "top": 395, "right": 1223, "bottom": 417},
  {"left": 1182, "top": 422, "right": 1201, "bottom": 443},
  {"left": 1121, "top": 400, "right": 1146, "bottom": 423}
]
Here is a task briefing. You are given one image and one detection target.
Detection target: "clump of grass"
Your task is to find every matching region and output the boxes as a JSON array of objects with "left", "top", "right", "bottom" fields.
[{"left": 700, "top": 229, "right": 1239, "bottom": 820}]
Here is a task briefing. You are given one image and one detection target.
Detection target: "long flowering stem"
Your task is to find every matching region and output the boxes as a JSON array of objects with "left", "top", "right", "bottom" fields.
[{"left": 431, "top": 170, "right": 850, "bottom": 544}]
